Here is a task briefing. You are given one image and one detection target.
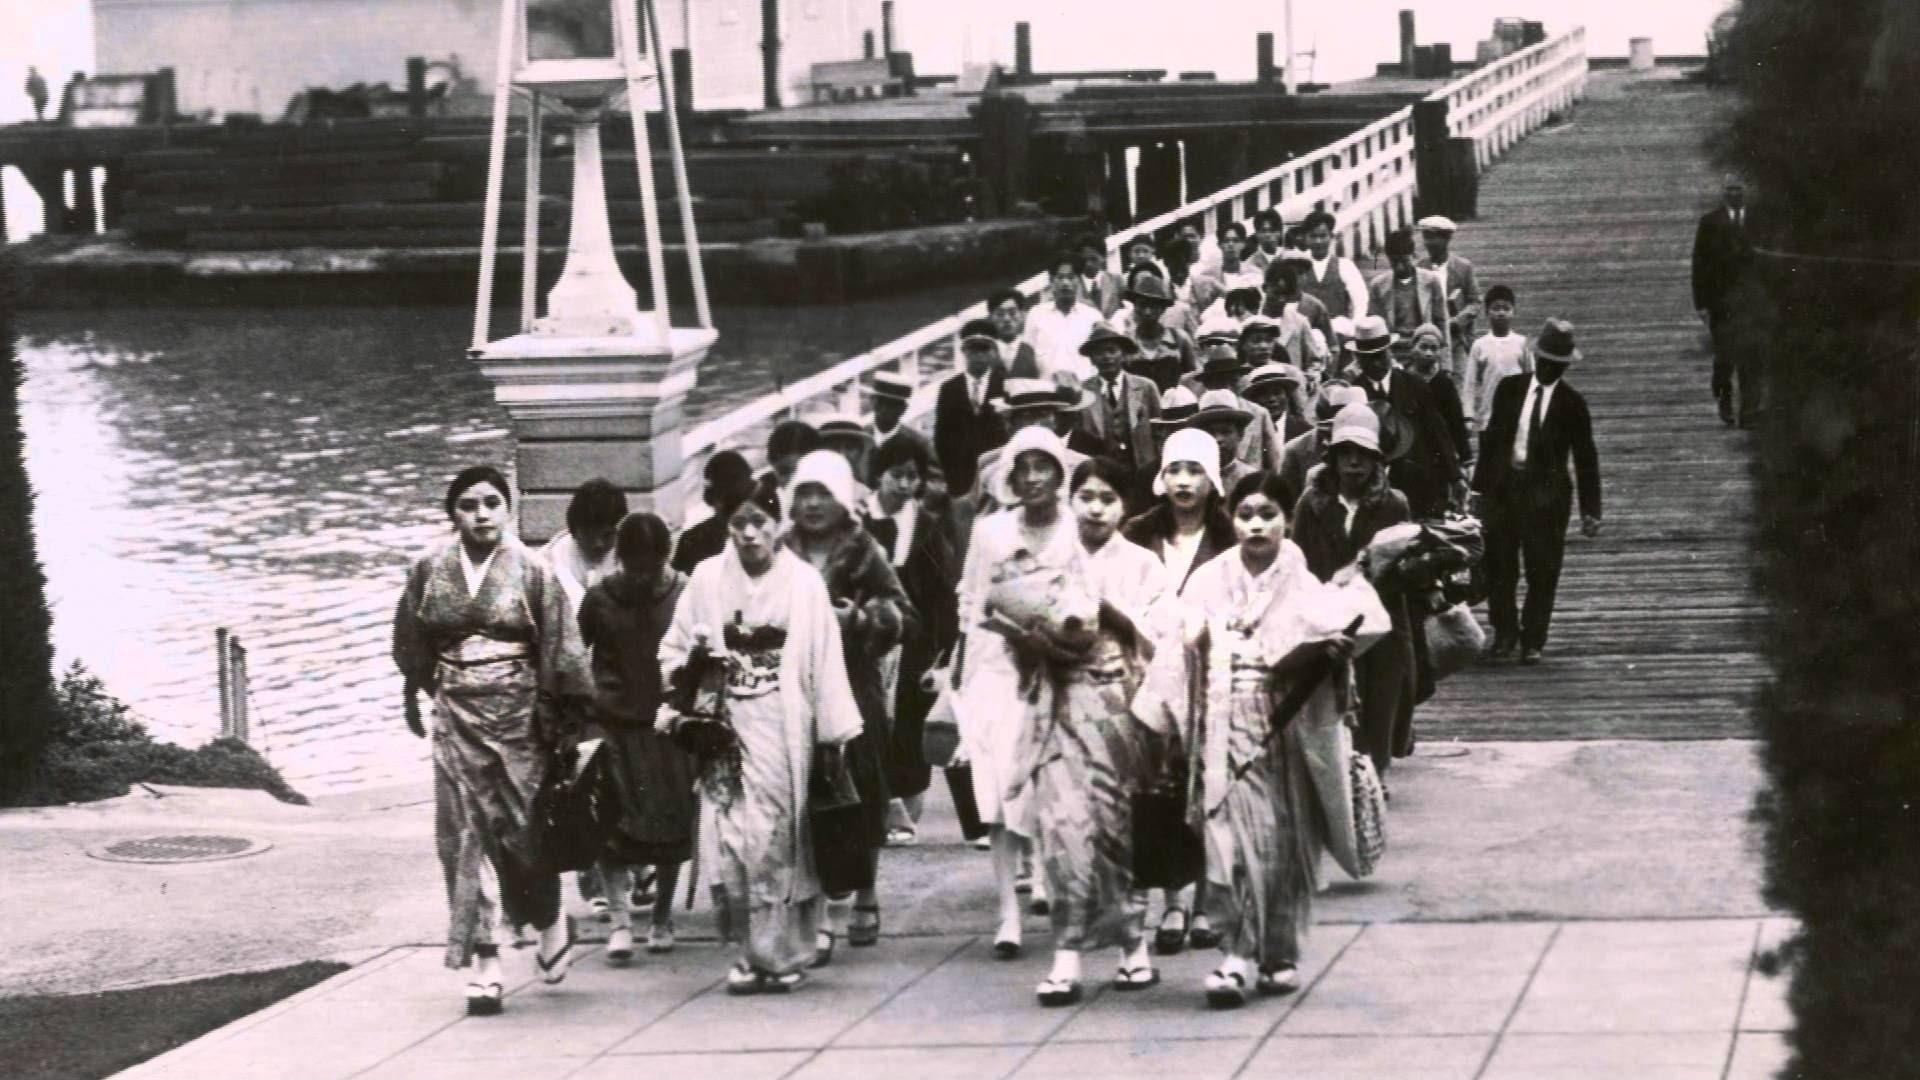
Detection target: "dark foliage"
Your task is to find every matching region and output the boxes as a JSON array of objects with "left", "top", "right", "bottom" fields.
[
  {"left": 0, "top": 960, "right": 346, "bottom": 1080},
  {"left": 1723, "top": 1, "right": 1920, "bottom": 1075},
  {"left": 5, "top": 665, "right": 306, "bottom": 808},
  {"left": 0, "top": 247, "right": 58, "bottom": 802}
]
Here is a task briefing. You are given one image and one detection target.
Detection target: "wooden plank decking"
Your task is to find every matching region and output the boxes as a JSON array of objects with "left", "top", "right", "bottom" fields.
[{"left": 1420, "top": 68, "right": 1766, "bottom": 742}]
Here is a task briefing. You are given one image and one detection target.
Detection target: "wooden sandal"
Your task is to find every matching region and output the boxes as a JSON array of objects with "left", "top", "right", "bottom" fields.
[
  {"left": 1204, "top": 968, "right": 1249, "bottom": 1009},
  {"left": 1035, "top": 976, "right": 1083, "bottom": 1007},
  {"left": 1112, "top": 964, "right": 1160, "bottom": 991}
]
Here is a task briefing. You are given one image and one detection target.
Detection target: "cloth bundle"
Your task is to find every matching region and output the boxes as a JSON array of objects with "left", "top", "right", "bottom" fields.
[
  {"left": 1360, "top": 515, "right": 1484, "bottom": 600},
  {"left": 984, "top": 548, "right": 1099, "bottom": 637}
]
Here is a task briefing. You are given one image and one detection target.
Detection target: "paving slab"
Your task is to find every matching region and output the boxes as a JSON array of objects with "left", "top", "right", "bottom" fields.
[
  {"left": 1243, "top": 1034, "right": 1494, "bottom": 1080},
  {"left": 1478, "top": 1032, "right": 1733, "bottom": 1080}
]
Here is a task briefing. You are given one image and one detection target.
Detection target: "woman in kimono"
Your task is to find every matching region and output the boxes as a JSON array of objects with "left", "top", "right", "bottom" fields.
[
  {"left": 1291, "top": 404, "right": 1417, "bottom": 776},
  {"left": 656, "top": 483, "right": 865, "bottom": 995},
  {"left": 1027, "top": 457, "right": 1172, "bottom": 1006},
  {"left": 1132, "top": 471, "right": 1389, "bottom": 1009},
  {"left": 578, "top": 512, "right": 695, "bottom": 961},
  {"left": 1118, "top": 428, "right": 1235, "bottom": 953},
  {"left": 391, "top": 465, "right": 591, "bottom": 1016},
  {"left": 954, "top": 425, "right": 1084, "bottom": 959},
  {"left": 782, "top": 450, "right": 915, "bottom": 963}
]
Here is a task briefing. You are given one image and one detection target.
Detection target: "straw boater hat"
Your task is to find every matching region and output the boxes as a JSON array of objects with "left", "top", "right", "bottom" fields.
[
  {"left": 1194, "top": 315, "right": 1242, "bottom": 348},
  {"left": 1241, "top": 362, "right": 1306, "bottom": 395},
  {"left": 815, "top": 412, "right": 876, "bottom": 453},
  {"left": 1078, "top": 322, "right": 1139, "bottom": 358},
  {"left": 1185, "top": 389, "right": 1254, "bottom": 431},
  {"left": 870, "top": 371, "right": 915, "bottom": 404},
  {"left": 1349, "top": 314, "right": 1396, "bottom": 356},
  {"left": 1238, "top": 313, "right": 1283, "bottom": 341},
  {"left": 1151, "top": 386, "right": 1200, "bottom": 432},
  {"left": 1533, "top": 318, "right": 1582, "bottom": 364},
  {"left": 993, "top": 377, "right": 1070, "bottom": 416},
  {"left": 1416, "top": 215, "right": 1458, "bottom": 235}
]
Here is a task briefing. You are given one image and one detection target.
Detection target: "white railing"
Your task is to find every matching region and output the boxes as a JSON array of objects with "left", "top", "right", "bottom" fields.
[{"left": 680, "top": 27, "right": 1588, "bottom": 478}]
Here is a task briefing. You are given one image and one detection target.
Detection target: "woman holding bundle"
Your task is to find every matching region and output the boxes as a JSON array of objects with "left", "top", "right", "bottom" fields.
[
  {"left": 1132, "top": 472, "right": 1389, "bottom": 1009},
  {"left": 1026, "top": 458, "right": 1172, "bottom": 1005},
  {"left": 655, "top": 484, "right": 864, "bottom": 995}
]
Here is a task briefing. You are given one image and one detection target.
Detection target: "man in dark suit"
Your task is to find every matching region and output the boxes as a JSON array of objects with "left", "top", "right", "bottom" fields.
[
  {"left": 1348, "top": 315, "right": 1461, "bottom": 520},
  {"left": 932, "top": 317, "right": 1009, "bottom": 497},
  {"left": 1691, "top": 175, "right": 1758, "bottom": 427},
  {"left": 1471, "top": 318, "right": 1603, "bottom": 665},
  {"left": 1078, "top": 322, "right": 1163, "bottom": 507}
]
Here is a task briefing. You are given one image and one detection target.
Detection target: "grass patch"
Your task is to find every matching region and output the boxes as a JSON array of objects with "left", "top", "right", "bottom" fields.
[{"left": 0, "top": 961, "right": 349, "bottom": 1080}]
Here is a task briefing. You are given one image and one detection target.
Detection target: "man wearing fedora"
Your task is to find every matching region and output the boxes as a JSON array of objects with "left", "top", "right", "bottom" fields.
[
  {"left": 1118, "top": 272, "right": 1196, "bottom": 391},
  {"left": 1350, "top": 315, "right": 1461, "bottom": 520},
  {"left": 1185, "top": 390, "right": 1260, "bottom": 495},
  {"left": 1079, "top": 323, "right": 1163, "bottom": 503},
  {"left": 1417, "top": 216, "right": 1480, "bottom": 377},
  {"left": 933, "top": 318, "right": 1010, "bottom": 498},
  {"left": 1369, "top": 229, "right": 1452, "bottom": 368},
  {"left": 1183, "top": 330, "right": 1284, "bottom": 476},
  {"left": 867, "top": 372, "right": 933, "bottom": 484},
  {"left": 1471, "top": 318, "right": 1603, "bottom": 666},
  {"left": 1023, "top": 252, "right": 1106, "bottom": 383}
]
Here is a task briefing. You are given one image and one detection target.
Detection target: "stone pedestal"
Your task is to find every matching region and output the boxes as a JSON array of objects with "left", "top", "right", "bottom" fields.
[{"left": 472, "top": 327, "right": 716, "bottom": 543}]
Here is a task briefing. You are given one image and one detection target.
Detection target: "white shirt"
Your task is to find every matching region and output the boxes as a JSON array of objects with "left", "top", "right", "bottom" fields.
[
  {"left": 863, "top": 494, "right": 917, "bottom": 567},
  {"left": 1337, "top": 494, "right": 1361, "bottom": 536},
  {"left": 1022, "top": 301, "right": 1104, "bottom": 382},
  {"left": 1468, "top": 332, "right": 1531, "bottom": 429},
  {"left": 1163, "top": 527, "right": 1205, "bottom": 592},
  {"left": 1307, "top": 252, "right": 1371, "bottom": 318},
  {"left": 541, "top": 531, "right": 615, "bottom": 613},
  {"left": 460, "top": 545, "right": 498, "bottom": 600},
  {"left": 1511, "top": 377, "right": 1559, "bottom": 468}
]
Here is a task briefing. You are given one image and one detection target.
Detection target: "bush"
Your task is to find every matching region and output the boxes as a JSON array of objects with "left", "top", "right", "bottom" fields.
[
  {"left": 5, "top": 664, "right": 306, "bottom": 808},
  {"left": 0, "top": 246, "right": 58, "bottom": 802}
]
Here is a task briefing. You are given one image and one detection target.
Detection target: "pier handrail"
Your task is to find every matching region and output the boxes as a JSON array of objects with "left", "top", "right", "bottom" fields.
[{"left": 681, "top": 27, "right": 1588, "bottom": 472}]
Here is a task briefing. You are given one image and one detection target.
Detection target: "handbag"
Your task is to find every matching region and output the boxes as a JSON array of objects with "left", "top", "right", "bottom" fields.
[
  {"left": 1346, "top": 748, "right": 1388, "bottom": 879},
  {"left": 529, "top": 739, "right": 612, "bottom": 875},
  {"left": 1130, "top": 751, "right": 1204, "bottom": 891},
  {"left": 920, "top": 647, "right": 963, "bottom": 767},
  {"left": 808, "top": 744, "right": 875, "bottom": 895},
  {"left": 1424, "top": 602, "right": 1487, "bottom": 682}
]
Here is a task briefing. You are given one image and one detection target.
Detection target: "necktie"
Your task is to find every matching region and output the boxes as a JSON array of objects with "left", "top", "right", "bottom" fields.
[{"left": 1517, "top": 384, "right": 1543, "bottom": 467}]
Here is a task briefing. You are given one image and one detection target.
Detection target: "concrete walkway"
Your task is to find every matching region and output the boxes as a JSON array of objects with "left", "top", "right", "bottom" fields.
[{"left": 115, "top": 916, "right": 1794, "bottom": 1080}]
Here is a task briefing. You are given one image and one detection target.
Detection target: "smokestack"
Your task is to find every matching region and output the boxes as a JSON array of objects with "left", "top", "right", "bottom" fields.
[
  {"left": 761, "top": 0, "right": 781, "bottom": 109},
  {"left": 1399, "top": 10, "right": 1417, "bottom": 75},
  {"left": 1256, "top": 32, "right": 1275, "bottom": 86},
  {"left": 864, "top": 30, "right": 875, "bottom": 60},
  {"left": 1014, "top": 21, "right": 1032, "bottom": 79},
  {"left": 882, "top": 1, "right": 896, "bottom": 54}
]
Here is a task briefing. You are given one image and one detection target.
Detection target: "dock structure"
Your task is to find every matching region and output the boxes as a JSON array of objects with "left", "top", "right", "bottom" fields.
[
  {"left": 1419, "top": 69, "right": 1762, "bottom": 742},
  {"left": 685, "top": 34, "right": 1768, "bottom": 745}
]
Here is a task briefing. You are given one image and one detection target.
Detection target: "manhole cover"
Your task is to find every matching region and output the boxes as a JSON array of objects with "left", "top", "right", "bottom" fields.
[{"left": 88, "top": 834, "right": 272, "bottom": 864}]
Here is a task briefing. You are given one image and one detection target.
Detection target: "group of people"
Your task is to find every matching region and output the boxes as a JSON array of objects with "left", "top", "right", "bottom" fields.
[{"left": 391, "top": 206, "right": 1605, "bottom": 1017}]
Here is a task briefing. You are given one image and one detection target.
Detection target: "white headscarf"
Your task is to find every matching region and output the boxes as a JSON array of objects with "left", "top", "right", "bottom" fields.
[
  {"left": 994, "top": 425, "right": 1079, "bottom": 506},
  {"left": 786, "top": 449, "right": 856, "bottom": 523},
  {"left": 1154, "top": 427, "right": 1225, "bottom": 498}
]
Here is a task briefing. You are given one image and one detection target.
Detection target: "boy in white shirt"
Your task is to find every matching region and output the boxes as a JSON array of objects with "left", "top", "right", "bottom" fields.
[{"left": 1467, "top": 284, "right": 1531, "bottom": 430}]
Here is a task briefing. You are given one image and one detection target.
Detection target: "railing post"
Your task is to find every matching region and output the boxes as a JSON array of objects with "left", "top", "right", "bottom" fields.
[{"left": 1412, "top": 97, "right": 1454, "bottom": 219}]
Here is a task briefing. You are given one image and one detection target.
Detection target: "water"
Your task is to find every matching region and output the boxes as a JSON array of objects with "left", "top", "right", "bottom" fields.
[{"left": 14, "top": 284, "right": 984, "bottom": 793}]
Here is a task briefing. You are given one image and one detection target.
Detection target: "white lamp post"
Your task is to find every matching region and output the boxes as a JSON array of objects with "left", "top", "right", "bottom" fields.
[{"left": 469, "top": 0, "right": 715, "bottom": 540}]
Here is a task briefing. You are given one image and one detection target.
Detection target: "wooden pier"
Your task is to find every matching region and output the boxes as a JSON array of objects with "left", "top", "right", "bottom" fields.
[{"left": 1420, "top": 69, "right": 1764, "bottom": 742}]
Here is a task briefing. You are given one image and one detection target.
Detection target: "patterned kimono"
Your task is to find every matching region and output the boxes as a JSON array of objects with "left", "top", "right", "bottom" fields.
[
  {"left": 1132, "top": 542, "right": 1388, "bottom": 969},
  {"left": 1026, "top": 535, "right": 1170, "bottom": 952},
  {"left": 656, "top": 546, "right": 863, "bottom": 976},
  {"left": 392, "top": 540, "right": 590, "bottom": 970}
]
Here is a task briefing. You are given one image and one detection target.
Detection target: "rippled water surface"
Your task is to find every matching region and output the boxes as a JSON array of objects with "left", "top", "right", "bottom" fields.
[{"left": 16, "top": 287, "right": 983, "bottom": 793}]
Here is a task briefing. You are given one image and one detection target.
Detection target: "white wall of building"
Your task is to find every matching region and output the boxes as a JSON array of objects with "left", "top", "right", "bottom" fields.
[{"left": 91, "top": 0, "right": 877, "bottom": 119}]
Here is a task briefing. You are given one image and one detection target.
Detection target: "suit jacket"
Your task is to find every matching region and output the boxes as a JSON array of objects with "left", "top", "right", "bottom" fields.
[
  {"left": 1471, "top": 374, "right": 1602, "bottom": 521},
  {"left": 1077, "top": 270, "right": 1125, "bottom": 317},
  {"left": 1691, "top": 205, "right": 1753, "bottom": 315},
  {"left": 933, "top": 369, "right": 1008, "bottom": 497},
  {"left": 1082, "top": 371, "right": 1163, "bottom": 475},
  {"left": 1367, "top": 268, "right": 1453, "bottom": 355},
  {"left": 1360, "top": 369, "right": 1461, "bottom": 518},
  {"left": 1418, "top": 253, "right": 1480, "bottom": 347}
]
